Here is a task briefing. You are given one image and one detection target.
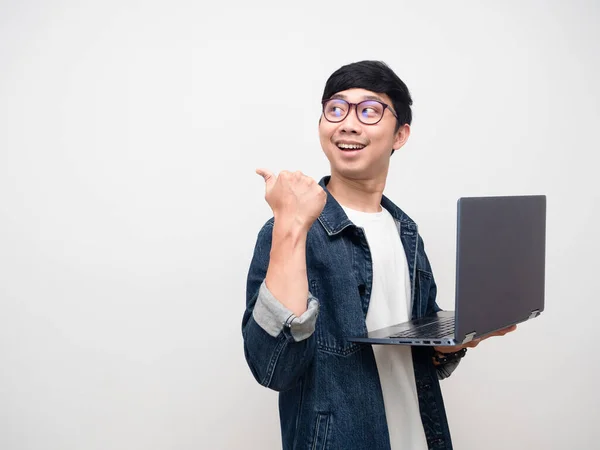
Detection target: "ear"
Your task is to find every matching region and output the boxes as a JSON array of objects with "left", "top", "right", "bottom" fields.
[{"left": 392, "top": 124, "right": 410, "bottom": 151}]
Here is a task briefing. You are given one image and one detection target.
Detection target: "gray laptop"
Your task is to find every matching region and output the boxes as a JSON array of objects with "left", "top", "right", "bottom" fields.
[{"left": 347, "top": 195, "right": 546, "bottom": 347}]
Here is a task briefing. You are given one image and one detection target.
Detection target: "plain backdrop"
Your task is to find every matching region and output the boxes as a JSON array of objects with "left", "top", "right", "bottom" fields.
[{"left": 1, "top": 1, "right": 598, "bottom": 449}]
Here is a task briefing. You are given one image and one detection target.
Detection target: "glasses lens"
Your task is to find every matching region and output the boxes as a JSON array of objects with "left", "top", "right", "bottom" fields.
[
  {"left": 357, "top": 101, "right": 384, "bottom": 124},
  {"left": 324, "top": 99, "right": 349, "bottom": 122}
]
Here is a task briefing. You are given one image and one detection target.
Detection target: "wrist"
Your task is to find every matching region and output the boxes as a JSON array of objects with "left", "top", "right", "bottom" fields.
[
  {"left": 433, "top": 347, "right": 467, "bottom": 365},
  {"left": 273, "top": 214, "right": 311, "bottom": 236}
]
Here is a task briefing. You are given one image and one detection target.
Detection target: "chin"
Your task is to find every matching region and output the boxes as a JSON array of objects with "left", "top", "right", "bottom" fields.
[{"left": 332, "top": 165, "right": 372, "bottom": 180}]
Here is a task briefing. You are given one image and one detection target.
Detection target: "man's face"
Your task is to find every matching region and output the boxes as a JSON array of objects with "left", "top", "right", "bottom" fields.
[{"left": 318, "top": 88, "right": 409, "bottom": 180}]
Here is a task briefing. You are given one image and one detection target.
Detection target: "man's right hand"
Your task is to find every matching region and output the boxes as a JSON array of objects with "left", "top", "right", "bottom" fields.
[{"left": 256, "top": 169, "right": 327, "bottom": 232}]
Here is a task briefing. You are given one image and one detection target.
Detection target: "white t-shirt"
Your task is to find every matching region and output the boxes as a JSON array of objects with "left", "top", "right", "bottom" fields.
[{"left": 342, "top": 205, "right": 428, "bottom": 450}]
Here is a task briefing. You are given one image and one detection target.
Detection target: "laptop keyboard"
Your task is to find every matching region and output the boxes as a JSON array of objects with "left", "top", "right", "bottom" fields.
[{"left": 391, "top": 316, "right": 455, "bottom": 339}]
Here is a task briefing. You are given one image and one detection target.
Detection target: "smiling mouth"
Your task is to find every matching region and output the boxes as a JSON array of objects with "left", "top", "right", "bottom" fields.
[{"left": 337, "top": 143, "right": 366, "bottom": 151}]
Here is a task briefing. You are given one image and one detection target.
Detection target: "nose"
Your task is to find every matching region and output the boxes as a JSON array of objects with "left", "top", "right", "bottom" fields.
[{"left": 339, "top": 106, "right": 363, "bottom": 134}]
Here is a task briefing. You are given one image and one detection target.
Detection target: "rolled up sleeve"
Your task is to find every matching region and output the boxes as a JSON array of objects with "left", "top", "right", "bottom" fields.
[
  {"left": 437, "top": 359, "right": 461, "bottom": 380},
  {"left": 253, "top": 281, "right": 319, "bottom": 342}
]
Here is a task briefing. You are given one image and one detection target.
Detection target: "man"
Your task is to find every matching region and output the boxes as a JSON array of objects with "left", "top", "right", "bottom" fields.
[{"left": 242, "top": 61, "right": 514, "bottom": 450}]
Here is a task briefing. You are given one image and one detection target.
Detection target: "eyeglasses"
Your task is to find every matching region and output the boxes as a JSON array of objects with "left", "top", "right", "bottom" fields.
[{"left": 321, "top": 98, "right": 398, "bottom": 125}]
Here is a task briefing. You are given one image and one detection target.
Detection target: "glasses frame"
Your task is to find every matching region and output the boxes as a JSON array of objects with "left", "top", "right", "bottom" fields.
[{"left": 321, "top": 98, "right": 398, "bottom": 125}]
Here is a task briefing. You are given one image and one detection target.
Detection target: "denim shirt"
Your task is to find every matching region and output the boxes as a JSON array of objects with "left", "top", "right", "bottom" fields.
[{"left": 242, "top": 176, "right": 459, "bottom": 450}]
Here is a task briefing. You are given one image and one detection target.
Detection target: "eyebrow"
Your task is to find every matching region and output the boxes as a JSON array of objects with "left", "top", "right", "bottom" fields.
[{"left": 330, "top": 93, "right": 386, "bottom": 103}]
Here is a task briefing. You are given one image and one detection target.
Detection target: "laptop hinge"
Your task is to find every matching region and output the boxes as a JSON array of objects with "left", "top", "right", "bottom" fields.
[
  {"left": 462, "top": 332, "right": 476, "bottom": 344},
  {"left": 529, "top": 309, "right": 540, "bottom": 319}
]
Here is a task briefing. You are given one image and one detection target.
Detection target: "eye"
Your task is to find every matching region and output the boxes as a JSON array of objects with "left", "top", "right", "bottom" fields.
[
  {"left": 325, "top": 100, "right": 349, "bottom": 119},
  {"left": 361, "top": 107, "right": 378, "bottom": 117},
  {"left": 358, "top": 101, "right": 384, "bottom": 122}
]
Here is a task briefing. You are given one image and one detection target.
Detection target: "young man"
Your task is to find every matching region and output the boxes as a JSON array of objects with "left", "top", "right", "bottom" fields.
[{"left": 242, "top": 61, "right": 514, "bottom": 450}]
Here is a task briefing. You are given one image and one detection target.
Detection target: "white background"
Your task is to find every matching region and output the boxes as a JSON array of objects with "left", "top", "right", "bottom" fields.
[{"left": 1, "top": 1, "right": 598, "bottom": 449}]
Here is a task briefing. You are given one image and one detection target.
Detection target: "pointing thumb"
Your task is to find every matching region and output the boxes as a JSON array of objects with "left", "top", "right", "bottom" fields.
[{"left": 256, "top": 168, "right": 276, "bottom": 190}]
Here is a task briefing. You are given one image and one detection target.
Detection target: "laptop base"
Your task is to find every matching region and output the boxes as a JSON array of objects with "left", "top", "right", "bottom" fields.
[{"left": 348, "top": 311, "right": 458, "bottom": 347}]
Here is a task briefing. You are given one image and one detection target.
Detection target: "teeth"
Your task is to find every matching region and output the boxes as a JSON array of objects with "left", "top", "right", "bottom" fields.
[{"left": 338, "top": 144, "right": 365, "bottom": 150}]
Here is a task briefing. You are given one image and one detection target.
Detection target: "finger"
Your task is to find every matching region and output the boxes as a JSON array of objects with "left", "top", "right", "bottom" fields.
[
  {"left": 479, "top": 325, "right": 517, "bottom": 341},
  {"left": 256, "top": 168, "right": 273, "bottom": 180},
  {"left": 494, "top": 325, "right": 517, "bottom": 336},
  {"left": 462, "top": 339, "right": 481, "bottom": 348},
  {"left": 256, "top": 168, "right": 276, "bottom": 190},
  {"left": 304, "top": 175, "right": 316, "bottom": 186},
  {"left": 498, "top": 328, "right": 514, "bottom": 336}
]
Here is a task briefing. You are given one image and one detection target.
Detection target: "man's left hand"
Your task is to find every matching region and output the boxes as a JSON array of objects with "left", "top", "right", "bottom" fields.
[{"left": 434, "top": 324, "right": 517, "bottom": 354}]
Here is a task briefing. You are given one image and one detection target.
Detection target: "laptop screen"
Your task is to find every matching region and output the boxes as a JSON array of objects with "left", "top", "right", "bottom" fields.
[{"left": 454, "top": 195, "right": 546, "bottom": 342}]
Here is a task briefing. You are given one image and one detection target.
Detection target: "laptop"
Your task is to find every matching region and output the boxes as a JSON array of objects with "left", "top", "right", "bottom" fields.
[{"left": 347, "top": 195, "right": 546, "bottom": 347}]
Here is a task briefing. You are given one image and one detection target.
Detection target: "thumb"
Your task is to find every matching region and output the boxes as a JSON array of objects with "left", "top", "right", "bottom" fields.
[{"left": 256, "top": 168, "right": 276, "bottom": 190}]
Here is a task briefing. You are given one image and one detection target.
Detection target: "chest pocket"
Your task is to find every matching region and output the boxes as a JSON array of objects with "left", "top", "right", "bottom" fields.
[{"left": 311, "top": 279, "right": 365, "bottom": 357}]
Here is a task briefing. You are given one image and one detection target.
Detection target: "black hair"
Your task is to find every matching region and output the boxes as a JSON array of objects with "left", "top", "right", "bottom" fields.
[{"left": 321, "top": 60, "right": 413, "bottom": 131}]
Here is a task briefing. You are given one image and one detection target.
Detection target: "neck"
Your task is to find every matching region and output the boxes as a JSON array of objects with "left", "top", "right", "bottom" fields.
[{"left": 326, "top": 171, "right": 387, "bottom": 213}]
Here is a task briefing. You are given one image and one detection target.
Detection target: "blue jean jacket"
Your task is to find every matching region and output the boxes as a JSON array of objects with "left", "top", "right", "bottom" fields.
[{"left": 242, "top": 176, "right": 459, "bottom": 449}]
